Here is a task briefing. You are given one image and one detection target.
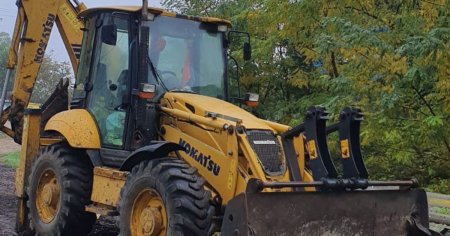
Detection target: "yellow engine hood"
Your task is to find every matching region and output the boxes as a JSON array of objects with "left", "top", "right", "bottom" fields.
[{"left": 163, "top": 92, "right": 273, "bottom": 130}]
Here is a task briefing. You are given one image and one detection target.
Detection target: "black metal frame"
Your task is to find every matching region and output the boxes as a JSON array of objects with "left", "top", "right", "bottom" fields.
[
  {"left": 303, "top": 106, "right": 338, "bottom": 179},
  {"left": 338, "top": 107, "right": 368, "bottom": 178},
  {"left": 246, "top": 178, "right": 419, "bottom": 193},
  {"left": 280, "top": 106, "right": 409, "bottom": 191},
  {"left": 221, "top": 188, "right": 430, "bottom": 235}
]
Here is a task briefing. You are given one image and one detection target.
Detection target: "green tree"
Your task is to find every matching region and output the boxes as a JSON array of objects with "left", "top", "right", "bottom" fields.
[
  {"left": 0, "top": 32, "right": 11, "bottom": 91},
  {"left": 166, "top": 0, "right": 450, "bottom": 192},
  {"left": 30, "top": 51, "right": 72, "bottom": 104}
]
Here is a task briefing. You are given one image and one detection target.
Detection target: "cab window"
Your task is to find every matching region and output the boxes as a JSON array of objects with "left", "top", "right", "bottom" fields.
[{"left": 87, "top": 14, "right": 130, "bottom": 148}]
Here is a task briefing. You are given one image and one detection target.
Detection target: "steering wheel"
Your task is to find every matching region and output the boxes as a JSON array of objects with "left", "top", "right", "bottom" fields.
[
  {"left": 158, "top": 70, "right": 195, "bottom": 93},
  {"left": 158, "top": 70, "right": 179, "bottom": 90},
  {"left": 159, "top": 70, "right": 177, "bottom": 78}
]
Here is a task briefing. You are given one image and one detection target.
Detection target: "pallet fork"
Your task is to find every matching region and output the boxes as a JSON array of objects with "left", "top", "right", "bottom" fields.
[{"left": 222, "top": 107, "right": 438, "bottom": 236}]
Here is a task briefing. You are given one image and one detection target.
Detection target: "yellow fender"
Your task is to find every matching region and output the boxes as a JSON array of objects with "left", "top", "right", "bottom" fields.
[{"left": 45, "top": 109, "right": 100, "bottom": 149}]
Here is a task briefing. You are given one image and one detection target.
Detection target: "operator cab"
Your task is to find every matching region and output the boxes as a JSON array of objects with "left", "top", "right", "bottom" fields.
[
  {"left": 74, "top": 6, "right": 231, "bottom": 102},
  {"left": 72, "top": 6, "right": 233, "bottom": 164}
]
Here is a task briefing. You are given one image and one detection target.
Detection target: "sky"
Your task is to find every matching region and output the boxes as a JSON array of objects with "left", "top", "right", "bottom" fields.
[{"left": 0, "top": 0, "right": 163, "bottom": 66}]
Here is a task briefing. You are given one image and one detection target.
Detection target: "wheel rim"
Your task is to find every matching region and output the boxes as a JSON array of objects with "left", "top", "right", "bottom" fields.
[
  {"left": 36, "top": 169, "right": 60, "bottom": 223},
  {"left": 130, "top": 189, "right": 167, "bottom": 236}
]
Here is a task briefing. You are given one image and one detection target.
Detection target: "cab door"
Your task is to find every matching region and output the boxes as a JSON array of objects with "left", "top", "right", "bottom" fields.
[{"left": 86, "top": 13, "right": 131, "bottom": 149}]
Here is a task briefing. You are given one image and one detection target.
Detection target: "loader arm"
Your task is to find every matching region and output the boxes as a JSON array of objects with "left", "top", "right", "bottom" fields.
[{"left": 0, "top": 0, "right": 86, "bottom": 142}]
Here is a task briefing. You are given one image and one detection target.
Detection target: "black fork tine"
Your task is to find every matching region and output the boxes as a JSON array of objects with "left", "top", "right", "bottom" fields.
[
  {"left": 303, "top": 106, "right": 337, "bottom": 180},
  {"left": 338, "top": 107, "right": 368, "bottom": 179}
]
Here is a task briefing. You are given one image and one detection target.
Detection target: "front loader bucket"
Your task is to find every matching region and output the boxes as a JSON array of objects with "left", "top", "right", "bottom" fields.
[{"left": 221, "top": 189, "right": 429, "bottom": 236}]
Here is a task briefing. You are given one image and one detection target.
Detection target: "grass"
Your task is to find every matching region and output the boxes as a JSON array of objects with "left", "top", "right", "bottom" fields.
[
  {"left": 0, "top": 151, "right": 20, "bottom": 168},
  {"left": 433, "top": 206, "right": 450, "bottom": 215}
]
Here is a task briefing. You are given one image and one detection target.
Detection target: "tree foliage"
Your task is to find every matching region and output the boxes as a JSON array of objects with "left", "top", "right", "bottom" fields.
[
  {"left": 0, "top": 32, "right": 11, "bottom": 90},
  {"left": 162, "top": 0, "right": 450, "bottom": 193},
  {"left": 30, "top": 51, "right": 72, "bottom": 104}
]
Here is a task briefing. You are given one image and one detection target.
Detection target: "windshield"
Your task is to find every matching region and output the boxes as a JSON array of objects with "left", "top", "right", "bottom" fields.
[{"left": 146, "top": 16, "right": 226, "bottom": 99}]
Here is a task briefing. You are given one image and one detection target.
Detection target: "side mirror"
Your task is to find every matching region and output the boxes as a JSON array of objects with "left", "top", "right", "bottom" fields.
[
  {"left": 243, "top": 42, "right": 252, "bottom": 61},
  {"left": 101, "top": 24, "right": 117, "bottom": 45}
]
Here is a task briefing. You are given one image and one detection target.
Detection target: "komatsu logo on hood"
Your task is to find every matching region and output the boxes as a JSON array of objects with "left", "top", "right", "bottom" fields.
[
  {"left": 179, "top": 139, "right": 221, "bottom": 176},
  {"left": 253, "top": 140, "right": 276, "bottom": 145}
]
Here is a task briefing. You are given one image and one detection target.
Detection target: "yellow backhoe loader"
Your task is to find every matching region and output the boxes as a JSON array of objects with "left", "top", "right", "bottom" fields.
[{"left": 0, "top": 0, "right": 442, "bottom": 235}]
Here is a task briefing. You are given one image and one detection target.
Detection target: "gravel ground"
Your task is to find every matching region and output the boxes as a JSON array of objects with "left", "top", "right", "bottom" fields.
[{"left": 0, "top": 163, "right": 17, "bottom": 236}]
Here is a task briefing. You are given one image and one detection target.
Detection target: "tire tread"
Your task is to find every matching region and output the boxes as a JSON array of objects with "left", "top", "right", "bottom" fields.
[
  {"left": 118, "top": 157, "right": 213, "bottom": 236},
  {"left": 27, "top": 144, "right": 96, "bottom": 236}
]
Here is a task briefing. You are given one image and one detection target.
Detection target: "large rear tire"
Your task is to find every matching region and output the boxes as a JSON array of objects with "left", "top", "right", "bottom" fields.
[
  {"left": 118, "top": 157, "right": 214, "bottom": 236},
  {"left": 27, "top": 144, "right": 96, "bottom": 235}
]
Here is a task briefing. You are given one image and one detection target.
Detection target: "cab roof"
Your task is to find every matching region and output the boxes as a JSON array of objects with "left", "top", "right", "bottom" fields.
[{"left": 79, "top": 6, "right": 232, "bottom": 26}]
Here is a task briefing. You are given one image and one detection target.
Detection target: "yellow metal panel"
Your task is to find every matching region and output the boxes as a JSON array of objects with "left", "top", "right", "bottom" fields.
[
  {"left": 293, "top": 134, "right": 307, "bottom": 178},
  {"left": 56, "top": 0, "right": 85, "bottom": 74},
  {"left": 302, "top": 171, "right": 316, "bottom": 192},
  {"left": 293, "top": 134, "right": 315, "bottom": 191},
  {"left": 164, "top": 93, "right": 273, "bottom": 130},
  {"left": 161, "top": 96, "right": 229, "bottom": 153},
  {"left": 27, "top": 103, "right": 41, "bottom": 109},
  {"left": 261, "top": 119, "right": 290, "bottom": 134},
  {"left": 234, "top": 169, "right": 248, "bottom": 195},
  {"left": 307, "top": 140, "right": 317, "bottom": 160},
  {"left": 58, "top": 4, "right": 84, "bottom": 32},
  {"left": 79, "top": 6, "right": 232, "bottom": 26},
  {"left": 15, "top": 112, "right": 41, "bottom": 198},
  {"left": 44, "top": 109, "right": 101, "bottom": 149},
  {"left": 340, "top": 139, "right": 350, "bottom": 158},
  {"left": 91, "top": 167, "right": 127, "bottom": 207},
  {"left": 16, "top": 111, "right": 42, "bottom": 232},
  {"left": 39, "top": 137, "right": 64, "bottom": 146},
  {"left": 162, "top": 125, "right": 238, "bottom": 203},
  {"left": 225, "top": 127, "right": 239, "bottom": 192},
  {"left": 79, "top": 6, "right": 163, "bottom": 16},
  {"left": 160, "top": 106, "right": 228, "bottom": 130}
]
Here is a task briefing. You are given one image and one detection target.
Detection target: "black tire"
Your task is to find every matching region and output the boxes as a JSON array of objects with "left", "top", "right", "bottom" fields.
[
  {"left": 118, "top": 157, "right": 214, "bottom": 236},
  {"left": 27, "top": 144, "right": 96, "bottom": 236}
]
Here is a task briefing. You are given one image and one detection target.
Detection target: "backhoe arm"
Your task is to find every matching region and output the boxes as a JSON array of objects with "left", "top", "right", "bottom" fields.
[{"left": 0, "top": 0, "right": 86, "bottom": 142}]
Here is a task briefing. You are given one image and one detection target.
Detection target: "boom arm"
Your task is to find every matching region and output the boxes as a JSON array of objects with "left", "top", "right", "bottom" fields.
[{"left": 0, "top": 0, "right": 86, "bottom": 142}]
